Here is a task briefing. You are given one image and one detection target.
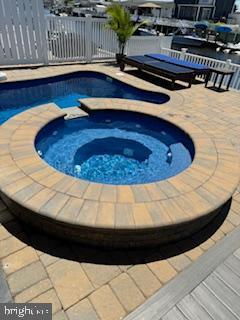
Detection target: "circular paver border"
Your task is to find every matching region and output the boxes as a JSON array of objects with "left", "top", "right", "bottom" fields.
[{"left": 0, "top": 100, "right": 239, "bottom": 247}]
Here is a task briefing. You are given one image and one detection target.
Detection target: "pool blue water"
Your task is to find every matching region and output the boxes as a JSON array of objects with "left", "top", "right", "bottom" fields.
[
  {"left": 0, "top": 71, "right": 169, "bottom": 124},
  {"left": 36, "top": 110, "right": 194, "bottom": 185}
]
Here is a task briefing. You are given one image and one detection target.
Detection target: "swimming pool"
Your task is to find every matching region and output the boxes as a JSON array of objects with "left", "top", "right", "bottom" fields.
[
  {"left": 0, "top": 71, "right": 169, "bottom": 124},
  {"left": 36, "top": 110, "right": 194, "bottom": 185}
]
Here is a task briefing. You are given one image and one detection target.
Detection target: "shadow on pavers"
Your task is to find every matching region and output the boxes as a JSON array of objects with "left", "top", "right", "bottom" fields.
[{"left": 1, "top": 199, "right": 232, "bottom": 266}]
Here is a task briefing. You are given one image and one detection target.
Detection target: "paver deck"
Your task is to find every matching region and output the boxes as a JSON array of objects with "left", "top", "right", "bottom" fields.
[
  {"left": 0, "top": 73, "right": 239, "bottom": 247},
  {"left": 0, "top": 63, "right": 239, "bottom": 319}
]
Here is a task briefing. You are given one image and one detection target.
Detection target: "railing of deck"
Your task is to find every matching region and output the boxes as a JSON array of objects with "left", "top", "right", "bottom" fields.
[{"left": 160, "top": 47, "right": 240, "bottom": 91}]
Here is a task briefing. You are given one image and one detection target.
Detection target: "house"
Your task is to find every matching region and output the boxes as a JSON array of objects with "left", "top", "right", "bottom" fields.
[
  {"left": 174, "top": 0, "right": 235, "bottom": 21},
  {"left": 123, "top": 0, "right": 175, "bottom": 19},
  {"left": 214, "top": 0, "right": 235, "bottom": 20}
]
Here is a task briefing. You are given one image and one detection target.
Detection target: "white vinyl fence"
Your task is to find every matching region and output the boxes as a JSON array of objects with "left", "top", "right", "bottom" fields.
[
  {"left": 45, "top": 17, "right": 172, "bottom": 62},
  {"left": 0, "top": 0, "right": 239, "bottom": 91},
  {"left": 0, "top": 0, "right": 171, "bottom": 66},
  {"left": 0, "top": 0, "right": 47, "bottom": 65},
  {"left": 126, "top": 36, "right": 172, "bottom": 56},
  {"left": 45, "top": 16, "right": 118, "bottom": 63},
  {"left": 160, "top": 47, "right": 240, "bottom": 91}
]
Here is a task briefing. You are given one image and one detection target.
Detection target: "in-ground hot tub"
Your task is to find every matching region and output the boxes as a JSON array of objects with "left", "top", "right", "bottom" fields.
[
  {"left": 0, "top": 103, "right": 239, "bottom": 248},
  {"left": 35, "top": 110, "right": 195, "bottom": 185}
]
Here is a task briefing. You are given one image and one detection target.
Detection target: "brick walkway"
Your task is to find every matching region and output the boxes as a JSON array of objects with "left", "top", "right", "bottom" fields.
[{"left": 0, "top": 63, "right": 239, "bottom": 320}]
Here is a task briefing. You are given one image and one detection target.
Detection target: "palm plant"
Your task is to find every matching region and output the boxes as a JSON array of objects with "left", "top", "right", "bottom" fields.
[{"left": 105, "top": 4, "right": 146, "bottom": 60}]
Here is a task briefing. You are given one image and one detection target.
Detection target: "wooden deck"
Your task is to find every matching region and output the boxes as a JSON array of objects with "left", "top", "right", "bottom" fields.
[
  {"left": 162, "top": 247, "right": 240, "bottom": 320},
  {"left": 125, "top": 225, "right": 240, "bottom": 320}
]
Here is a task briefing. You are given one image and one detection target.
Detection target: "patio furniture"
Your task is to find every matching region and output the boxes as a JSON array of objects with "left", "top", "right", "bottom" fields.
[
  {"left": 205, "top": 68, "right": 234, "bottom": 92},
  {"left": 120, "top": 55, "right": 195, "bottom": 89},
  {"left": 146, "top": 53, "right": 210, "bottom": 79}
]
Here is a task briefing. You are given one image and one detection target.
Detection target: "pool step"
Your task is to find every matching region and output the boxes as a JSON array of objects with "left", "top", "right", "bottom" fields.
[{"left": 64, "top": 107, "right": 89, "bottom": 120}]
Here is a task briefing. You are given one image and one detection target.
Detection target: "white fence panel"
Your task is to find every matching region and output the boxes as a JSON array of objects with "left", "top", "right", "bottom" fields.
[
  {"left": 46, "top": 16, "right": 87, "bottom": 63},
  {"left": 0, "top": 0, "right": 46, "bottom": 65},
  {"left": 160, "top": 47, "right": 240, "bottom": 91},
  {"left": 91, "top": 19, "right": 117, "bottom": 60},
  {"left": 126, "top": 36, "right": 172, "bottom": 56},
  {"left": 46, "top": 17, "right": 117, "bottom": 62},
  {"left": 0, "top": 0, "right": 239, "bottom": 92},
  {"left": 45, "top": 17, "right": 173, "bottom": 62}
]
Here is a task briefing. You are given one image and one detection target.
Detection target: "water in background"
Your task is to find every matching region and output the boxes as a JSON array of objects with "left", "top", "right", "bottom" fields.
[{"left": 172, "top": 44, "right": 240, "bottom": 65}]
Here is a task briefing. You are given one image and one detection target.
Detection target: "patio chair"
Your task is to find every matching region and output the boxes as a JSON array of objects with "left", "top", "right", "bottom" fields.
[
  {"left": 120, "top": 55, "right": 195, "bottom": 89},
  {"left": 145, "top": 53, "right": 210, "bottom": 79}
]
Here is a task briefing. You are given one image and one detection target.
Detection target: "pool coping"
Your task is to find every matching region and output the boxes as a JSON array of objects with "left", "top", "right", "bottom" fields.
[{"left": 0, "top": 99, "right": 239, "bottom": 247}]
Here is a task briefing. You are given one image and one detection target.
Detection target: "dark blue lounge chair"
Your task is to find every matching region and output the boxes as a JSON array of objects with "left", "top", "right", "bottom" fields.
[
  {"left": 120, "top": 55, "right": 195, "bottom": 89},
  {"left": 145, "top": 53, "right": 210, "bottom": 78}
]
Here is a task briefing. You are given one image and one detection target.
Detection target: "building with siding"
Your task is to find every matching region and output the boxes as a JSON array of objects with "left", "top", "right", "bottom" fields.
[{"left": 174, "top": 0, "right": 235, "bottom": 21}]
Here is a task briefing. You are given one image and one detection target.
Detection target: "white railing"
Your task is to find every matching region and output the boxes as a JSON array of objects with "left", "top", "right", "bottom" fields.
[
  {"left": 0, "top": 0, "right": 47, "bottom": 65},
  {"left": 45, "top": 17, "right": 172, "bottom": 62},
  {"left": 0, "top": 4, "right": 171, "bottom": 66},
  {"left": 91, "top": 18, "right": 118, "bottom": 60},
  {"left": 0, "top": 0, "right": 239, "bottom": 91},
  {"left": 160, "top": 47, "right": 240, "bottom": 91},
  {"left": 46, "top": 16, "right": 118, "bottom": 63},
  {"left": 46, "top": 16, "right": 88, "bottom": 63},
  {"left": 126, "top": 36, "right": 172, "bottom": 56}
]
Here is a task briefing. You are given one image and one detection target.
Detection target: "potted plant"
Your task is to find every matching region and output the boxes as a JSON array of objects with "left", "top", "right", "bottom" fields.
[{"left": 105, "top": 4, "right": 146, "bottom": 64}]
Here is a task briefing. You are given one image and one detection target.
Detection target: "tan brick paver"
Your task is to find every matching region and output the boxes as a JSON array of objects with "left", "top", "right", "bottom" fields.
[
  {"left": 147, "top": 260, "right": 177, "bottom": 284},
  {"left": 0, "top": 235, "right": 26, "bottom": 259},
  {"left": 90, "top": 285, "right": 126, "bottom": 320},
  {"left": 184, "top": 246, "right": 204, "bottom": 261},
  {"left": 110, "top": 273, "right": 145, "bottom": 312},
  {"left": 15, "top": 279, "right": 52, "bottom": 303},
  {"left": 67, "top": 298, "right": 99, "bottom": 320},
  {"left": 127, "top": 265, "right": 161, "bottom": 297},
  {"left": 168, "top": 254, "right": 192, "bottom": 272},
  {"left": 199, "top": 238, "right": 215, "bottom": 251},
  {"left": 2, "top": 247, "right": 38, "bottom": 275},
  {"left": 30, "top": 289, "right": 62, "bottom": 314},
  {"left": 8, "top": 261, "right": 48, "bottom": 296},
  {"left": 47, "top": 260, "right": 94, "bottom": 310},
  {"left": 81, "top": 263, "right": 121, "bottom": 288},
  {"left": 0, "top": 64, "right": 240, "bottom": 320}
]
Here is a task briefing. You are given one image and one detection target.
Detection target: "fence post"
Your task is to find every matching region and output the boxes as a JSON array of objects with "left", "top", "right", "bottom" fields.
[
  {"left": 85, "top": 16, "right": 92, "bottom": 63},
  {"left": 41, "top": 20, "right": 49, "bottom": 65},
  {"left": 39, "top": 1, "right": 49, "bottom": 65},
  {"left": 158, "top": 36, "right": 162, "bottom": 53},
  {"left": 180, "top": 47, "right": 188, "bottom": 60},
  {"left": 225, "top": 59, "right": 232, "bottom": 70}
]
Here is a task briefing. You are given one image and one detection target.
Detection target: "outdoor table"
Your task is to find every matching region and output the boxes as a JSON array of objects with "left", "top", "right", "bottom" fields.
[{"left": 205, "top": 68, "right": 234, "bottom": 92}]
